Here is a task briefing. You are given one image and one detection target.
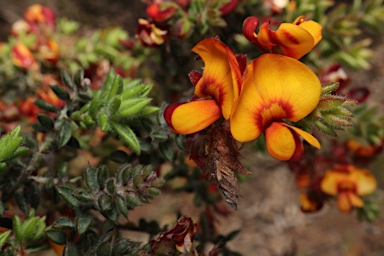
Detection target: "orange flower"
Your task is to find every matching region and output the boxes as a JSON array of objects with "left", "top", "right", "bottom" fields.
[
  {"left": 38, "top": 40, "right": 60, "bottom": 63},
  {"left": 24, "top": 4, "right": 56, "bottom": 30},
  {"left": 11, "top": 43, "right": 37, "bottom": 70},
  {"left": 321, "top": 165, "right": 377, "bottom": 213},
  {"left": 19, "top": 97, "right": 40, "bottom": 122},
  {"left": 243, "top": 16, "right": 322, "bottom": 59},
  {"left": 146, "top": 3, "right": 177, "bottom": 22},
  {"left": 164, "top": 38, "right": 241, "bottom": 134},
  {"left": 346, "top": 139, "right": 382, "bottom": 157},
  {"left": 136, "top": 18, "right": 168, "bottom": 47},
  {"left": 230, "top": 54, "right": 321, "bottom": 160},
  {"left": 36, "top": 88, "right": 65, "bottom": 109}
]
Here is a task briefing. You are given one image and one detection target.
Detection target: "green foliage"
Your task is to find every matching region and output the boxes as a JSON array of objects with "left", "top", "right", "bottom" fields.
[
  {"left": 304, "top": 82, "right": 357, "bottom": 136},
  {"left": 0, "top": 126, "right": 28, "bottom": 175}
]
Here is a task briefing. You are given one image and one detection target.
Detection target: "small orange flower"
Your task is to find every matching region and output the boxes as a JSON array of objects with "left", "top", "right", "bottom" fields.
[
  {"left": 243, "top": 16, "right": 322, "bottom": 59},
  {"left": 146, "top": 3, "right": 177, "bottom": 22},
  {"left": 36, "top": 88, "right": 65, "bottom": 109},
  {"left": 11, "top": 43, "right": 37, "bottom": 70},
  {"left": 38, "top": 40, "right": 60, "bottom": 63},
  {"left": 24, "top": 4, "right": 56, "bottom": 30},
  {"left": 19, "top": 97, "right": 40, "bottom": 122},
  {"left": 321, "top": 165, "right": 377, "bottom": 213},
  {"left": 136, "top": 18, "right": 168, "bottom": 47},
  {"left": 230, "top": 54, "right": 321, "bottom": 160},
  {"left": 164, "top": 38, "right": 242, "bottom": 134},
  {"left": 346, "top": 139, "right": 382, "bottom": 157}
]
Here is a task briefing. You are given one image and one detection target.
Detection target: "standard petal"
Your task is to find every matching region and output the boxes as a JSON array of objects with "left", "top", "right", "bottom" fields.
[
  {"left": 265, "top": 122, "right": 296, "bottom": 160},
  {"left": 230, "top": 54, "right": 321, "bottom": 142},
  {"left": 192, "top": 38, "right": 241, "bottom": 119},
  {"left": 164, "top": 100, "right": 221, "bottom": 134},
  {"left": 275, "top": 23, "right": 315, "bottom": 59}
]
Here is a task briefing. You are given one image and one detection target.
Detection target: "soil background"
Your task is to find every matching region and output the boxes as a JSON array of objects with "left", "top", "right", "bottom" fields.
[{"left": 1, "top": 0, "right": 384, "bottom": 255}]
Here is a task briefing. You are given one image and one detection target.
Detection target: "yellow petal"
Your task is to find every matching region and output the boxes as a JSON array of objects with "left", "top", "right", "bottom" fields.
[
  {"left": 265, "top": 122, "right": 296, "bottom": 160},
  {"left": 192, "top": 38, "right": 240, "bottom": 119},
  {"left": 230, "top": 54, "right": 321, "bottom": 142},
  {"left": 164, "top": 100, "right": 221, "bottom": 134},
  {"left": 282, "top": 124, "right": 321, "bottom": 149}
]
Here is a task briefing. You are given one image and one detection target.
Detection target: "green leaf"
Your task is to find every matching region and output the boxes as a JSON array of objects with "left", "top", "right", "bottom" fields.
[
  {"left": 0, "top": 230, "right": 11, "bottom": 247},
  {"left": 111, "top": 122, "right": 140, "bottom": 155},
  {"left": 119, "top": 98, "right": 152, "bottom": 117},
  {"left": 97, "top": 165, "right": 109, "bottom": 189},
  {"left": 85, "top": 165, "right": 100, "bottom": 192},
  {"left": 73, "top": 69, "right": 84, "bottom": 87},
  {"left": 98, "top": 194, "right": 113, "bottom": 211},
  {"left": 100, "top": 70, "right": 116, "bottom": 98},
  {"left": 59, "top": 121, "right": 73, "bottom": 148},
  {"left": 72, "top": 189, "right": 93, "bottom": 203},
  {"left": 34, "top": 100, "right": 58, "bottom": 113},
  {"left": 159, "top": 141, "right": 174, "bottom": 161},
  {"left": 107, "top": 75, "right": 124, "bottom": 101},
  {"left": 56, "top": 185, "right": 80, "bottom": 208},
  {"left": 107, "top": 96, "right": 122, "bottom": 116},
  {"left": 61, "top": 69, "right": 74, "bottom": 89},
  {"left": 46, "top": 229, "right": 67, "bottom": 245},
  {"left": 51, "top": 84, "right": 70, "bottom": 100},
  {"left": 98, "top": 113, "right": 111, "bottom": 132},
  {"left": 52, "top": 217, "right": 75, "bottom": 230},
  {"left": 106, "top": 178, "right": 116, "bottom": 194},
  {"left": 111, "top": 238, "right": 132, "bottom": 255},
  {"left": 76, "top": 213, "right": 93, "bottom": 235},
  {"left": 116, "top": 196, "right": 128, "bottom": 218},
  {"left": 97, "top": 242, "right": 111, "bottom": 256},
  {"left": 121, "top": 83, "right": 152, "bottom": 99},
  {"left": 63, "top": 242, "right": 80, "bottom": 256},
  {"left": 37, "top": 114, "right": 54, "bottom": 131},
  {"left": 13, "top": 215, "right": 23, "bottom": 243}
]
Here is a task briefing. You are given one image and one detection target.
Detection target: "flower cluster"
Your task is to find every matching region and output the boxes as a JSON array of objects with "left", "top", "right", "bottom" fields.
[
  {"left": 136, "top": 0, "right": 240, "bottom": 46},
  {"left": 11, "top": 4, "right": 59, "bottom": 68},
  {"left": 164, "top": 16, "right": 323, "bottom": 161}
]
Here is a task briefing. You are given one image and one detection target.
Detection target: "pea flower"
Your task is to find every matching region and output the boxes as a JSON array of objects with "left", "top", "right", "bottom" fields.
[
  {"left": 230, "top": 54, "right": 321, "bottom": 160},
  {"left": 243, "top": 16, "right": 322, "bottom": 59},
  {"left": 38, "top": 40, "right": 60, "bottom": 63},
  {"left": 136, "top": 18, "right": 168, "bottom": 47},
  {"left": 164, "top": 38, "right": 241, "bottom": 134},
  {"left": 11, "top": 43, "right": 37, "bottom": 70},
  {"left": 24, "top": 4, "right": 56, "bottom": 31},
  {"left": 321, "top": 165, "right": 377, "bottom": 213}
]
